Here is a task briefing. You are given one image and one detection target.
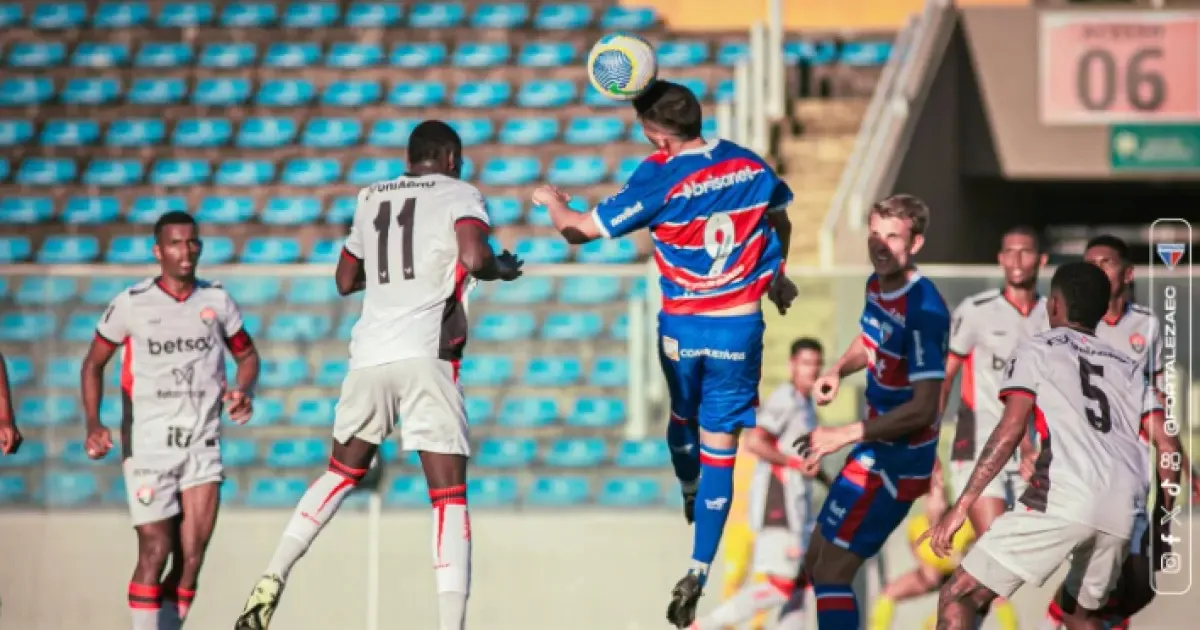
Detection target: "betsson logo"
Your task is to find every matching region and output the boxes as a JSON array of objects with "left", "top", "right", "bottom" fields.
[
  {"left": 673, "top": 165, "right": 764, "bottom": 199},
  {"left": 610, "top": 201, "right": 644, "bottom": 227},
  {"left": 149, "top": 337, "right": 213, "bottom": 356}
]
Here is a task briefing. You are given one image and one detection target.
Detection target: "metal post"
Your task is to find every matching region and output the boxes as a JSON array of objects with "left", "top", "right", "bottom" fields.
[
  {"left": 627, "top": 294, "right": 648, "bottom": 440},
  {"left": 734, "top": 60, "right": 752, "bottom": 147},
  {"left": 716, "top": 100, "right": 735, "bottom": 141},
  {"left": 766, "top": 0, "right": 785, "bottom": 120},
  {"left": 749, "top": 22, "right": 769, "bottom": 154},
  {"left": 366, "top": 490, "right": 382, "bottom": 630}
]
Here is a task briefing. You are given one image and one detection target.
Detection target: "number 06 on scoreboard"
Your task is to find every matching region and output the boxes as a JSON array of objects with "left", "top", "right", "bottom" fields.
[{"left": 1041, "top": 12, "right": 1200, "bottom": 124}]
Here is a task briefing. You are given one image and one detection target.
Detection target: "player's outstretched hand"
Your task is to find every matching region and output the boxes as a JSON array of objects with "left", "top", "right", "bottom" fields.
[
  {"left": 811, "top": 373, "right": 840, "bottom": 406},
  {"left": 767, "top": 275, "right": 798, "bottom": 315},
  {"left": 84, "top": 425, "right": 113, "bottom": 460},
  {"left": 496, "top": 249, "right": 525, "bottom": 281},
  {"left": 917, "top": 505, "right": 967, "bottom": 559},
  {"left": 531, "top": 185, "right": 571, "bottom": 207},
  {"left": 224, "top": 389, "right": 253, "bottom": 425},
  {"left": 0, "top": 422, "right": 22, "bottom": 456}
]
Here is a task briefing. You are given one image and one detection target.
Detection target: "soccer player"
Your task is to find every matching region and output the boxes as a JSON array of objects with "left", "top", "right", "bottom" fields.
[
  {"left": 691, "top": 338, "right": 829, "bottom": 629},
  {"left": 531, "top": 80, "right": 797, "bottom": 627},
  {"left": 0, "top": 351, "right": 21, "bottom": 457},
  {"left": 234, "top": 121, "right": 523, "bottom": 630},
  {"left": 81, "top": 211, "right": 260, "bottom": 630},
  {"left": 796, "top": 195, "right": 950, "bottom": 630},
  {"left": 926, "top": 261, "right": 1182, "bottom": 629}
]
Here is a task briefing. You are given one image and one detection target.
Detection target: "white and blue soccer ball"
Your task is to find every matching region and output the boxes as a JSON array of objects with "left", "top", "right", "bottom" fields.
[{"left": 587, "top": 33, "right": 658, "bottom": 100}]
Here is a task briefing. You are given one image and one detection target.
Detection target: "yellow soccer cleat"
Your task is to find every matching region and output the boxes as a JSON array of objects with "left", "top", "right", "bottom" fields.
[{"left": 234, "top": 574, "right": 285, "bottom": 630}]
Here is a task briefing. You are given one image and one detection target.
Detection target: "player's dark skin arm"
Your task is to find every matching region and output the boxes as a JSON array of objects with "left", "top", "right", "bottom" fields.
[
  {"left": 767, "top": 210, "right": 792, "bottom": 261},
  {"left": 0, "top": 351, "right": 20, "bottom": 455},
  {"left": 230, "top": 346, "right": 259, "bottom": 396},
  {"left": 455, "top": 221, "right": 504, "bottom": 280},
  {"left": 80, "top": 338, "right": 119, "bottom": 457},
  {"left": 334, "top": 252, "right": 367, "bottom": 296}
]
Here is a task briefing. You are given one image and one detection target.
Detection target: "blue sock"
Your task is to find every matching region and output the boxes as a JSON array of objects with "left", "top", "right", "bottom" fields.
[
  {"left": 690, "top": 443, "right": 736, "bottom": 579},
  {"left": 666, "top": 414, "right": 700, "bottom": 485},
  {"left": 814, "top": 584, "right": 860, "bottom": 630}
]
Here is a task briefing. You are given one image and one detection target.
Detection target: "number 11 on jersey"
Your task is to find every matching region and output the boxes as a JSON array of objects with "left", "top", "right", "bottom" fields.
[{"left": 373, "top": 199, "right": 417, "bottom": 283}]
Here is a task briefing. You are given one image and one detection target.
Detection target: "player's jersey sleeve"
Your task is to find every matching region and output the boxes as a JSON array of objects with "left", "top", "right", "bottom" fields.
[
  {"left": 592, "top": 159, "right": 669, "bottom": 239},
  {"left": 343, "top": 187, "right": 370, "bottom": 260},
  {"left": 998, "top": 340, "right": 1043, "bottom": 400},
  {"left": 755, "top": 387, "right": 791, "bottom": 436},
  {"left": 1149, "top": 317, "right": 1164, "bottom": 379},
  {"left": 767, "top": 180, "right": 794, "bottom": 213},
  {"left": 906, "top": 293, "right": 950, "bottom": 382},
  {"left": 219, "top": 289, "right": 254, "bottom": 356},
  {"left": 449, "top": 182, "right": 491, "bottom": 229},
  {"left": 95, "top": 290, "right": 131, "bottom": 346},
  {"left": 947, "top": 299, "right": 976, "bottom": 358}
]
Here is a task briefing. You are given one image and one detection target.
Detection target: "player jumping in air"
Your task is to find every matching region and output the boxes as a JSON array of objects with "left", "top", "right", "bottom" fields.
[
  {"left": 925, "top": 262, "right": 1182, "bottom": 630},
  {"left": 234, "top": 121, "right": 523, "bottom": 630},
  {"left": 532, "top": 80, "right": 797, "bottom": 628},
  {"left": 82, "top": 211, "right": 260, "bottom": 630},
  {"left": 0, "top": 351, "right": 21, "bottom": 458},
  {"left": 795, "top": 195, "right": 950, "bottom": 630}
]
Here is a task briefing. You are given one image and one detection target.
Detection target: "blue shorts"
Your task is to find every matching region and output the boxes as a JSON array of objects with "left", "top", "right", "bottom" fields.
[
  {"left": 657, "top": 311, "right": 764, "bottom": 434},
  {"left": 816, "top": 442, "right": 936, "bottom": 558}
]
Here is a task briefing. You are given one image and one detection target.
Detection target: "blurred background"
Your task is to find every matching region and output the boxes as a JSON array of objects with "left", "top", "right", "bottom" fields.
[{"left": 0, "top": 0, "right": 1198, "bottom": 628}]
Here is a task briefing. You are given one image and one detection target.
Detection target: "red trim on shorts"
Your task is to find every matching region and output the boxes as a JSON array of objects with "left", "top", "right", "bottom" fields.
[{"left": 834, "top": 466, "right": 885, "bottom": 543}]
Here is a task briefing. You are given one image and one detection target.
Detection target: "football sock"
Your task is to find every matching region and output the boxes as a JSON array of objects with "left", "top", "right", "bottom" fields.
[
  {"left": 128, "top": 582, "right": 161, "bottom": 630},
  {"left": 667, "top": 413, "right": 701, "bottom": 484},
  {"left": 174, "top": 587, "right": 195, "bottom": 622},
  {"left": 693, "top": 575, "right": 795, "bottom": 629},
  {"left": 266, "top": 458, "right": 366, "bottom": 581},
  {"left": 814, "top": 584, "right": 860, "bottom": 630},
  {"left": 690, "top": 444, "right": 737, "bottom": 579},
  {"left": 993, "top": 598, "right": 1018, "bottom": 630},
  {"left": 868, "top": 594, "right": 895, "bottom": 630},
  {"left": 430, "top": 484, "right": 471, "bottom": 630}
]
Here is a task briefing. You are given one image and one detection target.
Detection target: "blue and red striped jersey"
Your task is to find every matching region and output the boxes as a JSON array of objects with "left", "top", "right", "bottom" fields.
[{"left": 591, "top": 139, "right": 792, "bottom": 315}]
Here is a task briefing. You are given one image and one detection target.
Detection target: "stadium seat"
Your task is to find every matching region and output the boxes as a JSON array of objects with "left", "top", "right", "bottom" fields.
[
  {"left": 365, "top": 118, "right": 417, "bottom": 148},
  {"left": 3, "top": 355, "right": 33, "bottom": 389},
  {"left": 559, "top": 275, "right": 620, "bottom": 305},
  {"left": 267, "top": 313, "right": 333, "bottom": 343},
  {"left": 40, "top": 119, "right": 99, "bottom": 147},
  {"left": 613, "top": 156, "right": 640, "bottom": 184},
  {"left": 600, "top": 5, "right": 656, "bottom": 30},
  {"left": 448, "top": 118, "right": 493, "bottom": 146},
  {"left": 242, "top": 237, "right": 301, "bottom": 264},
  {"left": 453, "top": 81, "right": 511, "bottom": 108},
  {"left": 215, "top": 159, "right": 274, "bottom": 187},
  {"left": 0, "top": 439, "right": 44, "bottom": 467},
  {"left": 464, "top": 396, "right": 493, "bottom": 426},
  {"left": 222, "top": 277, "right": 280, "bottom": 306},
  {"left": 41, "top": 471, "right": 99, "bottom": 507},
  {"left": 93, "top": 2, "right": 149, "bottom": 28},
  {"left": 71, "top": 42, "right": 129, "bottom": 68},
  {"left": 627, "top": 277, "right": 648, "bottom": 299},
  {"left": 7, "top": 42, "right": 65, "bottom": 68},
  {"left": 292, "top": 397, "right": 336, "bottom": 427},
  {"left": 309, "top": 239, "right": 341, "bottom": 264},
  {"left": 62, "top": 311, "right": 99, "bottom": 342},
  {"left": 61, "top": 438, "right": 119, "bottom": 465},
  {"left": 195, "top": 196, "right": 253, "bottom": 224},
  {"left": 472, "top": 3, "right": 527, "bottom": 28},
  {"left": 610, "top": 313, "right": 629, "bottom": 341},
  {"left": 389, "top": 42, "right": 446, "bottom": 68},
  {"left": 583, "top": 84, "right": 623, "bottom": 108},
  {"left": 199, "top": 236, "right": 235, "bottom": 264},
  {"left": 235, "top": 117, "right": 294, "bottom": 149},
  {"left": 285, "top": 277, "right": 339, "bottom": 304},
  {"left": 14, "top": 277, "right": 76, "bottom": 306},
  {"left": 458, "top": 355, "right": 513, "bottom": 387},
  {"left": 567, "top": 397, "right": 625, "bottom": 429},
  {"left": 193, "top": 77, "right": 251, "bottom": 106},
  {"left": 0, "top": 236, "right": 28, "bottom": 263},
  {"left": 0, "top": 3, "right": 19, "bottom": 28},
  {"left": 476, "top": 438, "right": 537, "bottom": 468},
  {"left": 127, "top": 77, "right": 185, "bottom": 106},
  {"left": 578, "top": 239, "right": 638, "bottom": 264},
  {"left": 0, "top": 196, "right": 53, "bottom": 224},
  {"left": 63, "top": 195, "right": 119, "bottom": 224},
  {"left": 42, "top": 356, "right": 81, "bottom": 388},
  {"left": 335, "top": 315, "right": 357, "bottom": 342},
  {"left": 466, "top": 476, "right": 517, "bottom": 508},
  {"left": 64, "top": 77, "right": 122, "bottom": 107},
  {"left": 409, "top": 2, "right": 465, "bottom": 28},
  {"left": 597, "top": 477, "right": 662, "bottom": 507},
  {"left": 0, "top": 475, "right": 27, "bottom": 503},
  {"left": 282, "top": 1, "right": 337, "bottom": 27},
  {"left": 517, "top": 79, "right": 576, "bottom": 108},
  {"left": 324, "top": 80, "right": 382, "bottom": 107},
  {"left": 134, "top": 42, "right": 192, "bottom": 68},
  {"left": 199, "top": 42, "right": 257, "bottom": 68},
  {"left": 346, "top": 2, "right": 401, "bottom": 27},
  {"left": 38, "top": 235, "right": 99, "bottom": 263},
  {"left": 480, "top": 156, "right": 540, "bottom": 186},
  {"left": 488, "top": 276, "right": 552, "bottom": 304},
  {"left": 255, "top": 79, "right": 314, "bottom": 107},
  {"left": 82, "top": 277, "right": 137, "bottom": 305},
  {"left": 717, "top": 41, "right": 748, "bottom": 66},
  {"left": 564, "top": 116, "right": 624, "bottom": 145},
  {"left": 658, "top": 40, "right": 709, "bottom": 68},
  {"left": 514, "top": 237, "right": 568, "bottom": 264},
  {"left": 240, "top": 313, "right": 264, "bottom": 338},
  {"left": 17, "top": 158, "right": 75, "bottom": 186},
  {"left": 785, "top": 40, "right": 838, "bottom": 65},
  {"left": 303, "top": 118, "right": 361, "bottom": 149},
  {"left": 388, "top": 81, "right": 447, "bottom": 107},
  {"left": 0, "top": 77, "right": 55, "bottom": 106},
  {"left": 108, "top": 119, "right": 167, "bottom": 147},
  {"left": 474, "top": 312, "right": 536, "bottom": 343},
  {"left": 544, "top": 438, "right": 607, "bottom": 468},
  {"left": 516, "top": 41, "right": 575, "bottom": 68},
  {"left": 313, "top": 359, "right": 348, "bottom": 387},
  {"left": 385, "top": 476, "right": 429, "bottom": 507},
  {"left": 590, "top": 356, "right": 629, "bottom": 387},
  {"left": 258, "top": 357, "right": 310, "bottom": 390},
  {"left": 84, "top": 159, "right": 146, "bottom": 187},
  {"left": 150, "top": 159, "right": 211, "bottom": 187},
  {"left": 280, "top": 158, "right": 339, "bottom": 186},
  {"left": 523, "top": 356, "right": 581, "bottom": 387},
  {"left": 541, "top": 312, "right": 603, "bottom": 341},
  {"left": 246, "top": 477, "right": 308, "bottom": 508},
  {"left": 222, "top": 2, "right": 277, "bottom": 27},
  {"left": 843, "top": 41, "right": 893, "bottom": 66},
  {"left": 16, "top": 395, "right": 75, "bottom": 426},
  {"left": 263, "top": 196, "right": 321, "bottom": 226},
  {"left": 157, "top": 2, "right": 214, "bottom": 27},
  {"left": 220, "top": 438, "right": 257, "bottom": 468},
  {"left": 534, "top": 4, "right": 591, "bottom": 29},
  {"left": 244, "top": 396, "right": 285, "bottom": 426},
  {"left": 547, "top": 155, "right": 606, "bottom": 187},
  {"left": 614, "top": 440, "right": 670, "bottom": 468},
  {"left": 105, "top": 235, "right": 153, "bottom": 263},
  {"left": 453, "top": 42, "right": 510, "bottom": 68},
  {"left": 127, "top": 196, "right": 185, "bottom": 224},
  {"left": 347, "top": 158, "right": 404, "bottom": 185},
  {"left": 484, "top": 196, "right": 522, "bottom": 226},
  {"left": 527, "top": 476, "right": 590, "bottom": 507},
  {"left": 674, "top": 77, "right": 709, "bottom": 101},
  {"left": 498, "top": 118, "right": 557, "bottom": 146}
]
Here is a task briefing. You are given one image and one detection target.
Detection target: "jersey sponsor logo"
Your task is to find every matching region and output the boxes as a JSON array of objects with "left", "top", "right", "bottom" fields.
[
  {"left": 679, "top": 347, "right": 747, "bottom": 361},
  {"left": 667, "top": 159, "right": 766, "bottom": 200},
  {"left": 369, "top": 179, "right": 436, "bottom": 196},
  {"left": 662, "top": 336, "right": 680, "bottom": 361},
  {"left": 148, "top": 336, "right": 214, "bottom": 356},
  {"left": 172, "top": 366, "right": 195, "bottom": 385},
  {"left": 609, "top": 201, "right": 645, "bottom": 227},
  {"left": 1130, "top": 332, "right": 1146, "bottom": 353}
]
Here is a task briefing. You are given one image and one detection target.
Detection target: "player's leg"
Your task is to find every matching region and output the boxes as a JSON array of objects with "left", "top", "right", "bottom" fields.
[
  {"left": 167, "top": 448, "right": 224, "bottom": 624},
  {"left": 936, "top": 566, "right": 1001, "bottom": 630},
  {"left": 158, "top": 521, "right": 185, "bottom": 630},
  {"left": 693, "top": 528, "right": 804, "bottom": 629},
  {"left": 659, "top": 323, "right": 702, "bottom": 522},
  {"left": 961, "top": 471, "right": 1020, "bottom": 630},
  {"left": 1054, "top": 529, "right": 1129, "bottom": 630},
  {"left": 123, "top": 457, "right": 184, "bottom": 630}
]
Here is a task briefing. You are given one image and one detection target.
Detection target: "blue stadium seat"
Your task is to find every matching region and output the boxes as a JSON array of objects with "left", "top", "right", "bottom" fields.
[
  {"left": 134, "top": 42, "right": 192, "bottom": 68},
  {"left": 244, "top": 396, "right": 284, "bottom": 426},
  {"left": 0, "top": 77, "right": 54, "bottom": 106},
  {"left": 62, "top": 77, "right": 121, "bottom": 106},
  {"left": 258, "top": 357, "right": 309, "bottom": 389},
  {"left": 466, "top": 476, "right": 517, "bottom": 507},
  {"left": 447, "top": 118, "right": 493, "bottom": 146},
  {"left": 613, "top": 156, "right": 640, "bottom": 184},
  {"left": 541, "top": 312, "right": 603, "bottom": 341},
  {"left": 199, "top": 42, "right": 257, "bottom": 68},
  {"left": 16, "top": 395, "right": 75, "bottom": 426},
  {"left": 307, "top": 239, "right": 341, "bottom": 264},
  {"left": 71, "top": 43, "right": 129, "bottom": 68},
  {"left": 565, "top": 116, "right": 624, "bottom": 145},
  {"left": 127, "top": 77, "right": 185, "bottom": 106},
  {"left": 170, "top": 118, "right": 231, "bottom": 148},
  {"left": 483, "top": 195, "right": 521, "bottom": 226},
  {"left": 409, "top": 2, "right": 465, "bottom": 28},
  {"left": 523, "top": 356, "right": 581, "bottom": 387},
  {"left": 347, "top": 2, "right": 400, "bottom": 27},
  {"left": 614, "top": 440, "right": 669, "bottom": 468},
  {"left": 292, "top": 397, "right": 335, "bottom": 427},
  {"left": 464, "top": 395, "right": 493, "bottom": 426},
  {"left": 321, "top": 197, "right": 353, "bottom": 224},
  {"left": 150, "top": 159, "right": 211, "bottom": 187},
  {"left": 7, "top": 42, "right": 65, "bottom": 68},
  {"left": 843, "top": 41, "right": 893, "bottom": 66},
  {"left": 388, "top": 81, "right": 446, "bottom": 107},
  {"left": 61, "top": 438, "right": 119, "bottom": 465},
  {"left": 389, "top": 42, "right": 446, "bottom": 68},
  {"left": 62, "top": 311, "right": 99, "bottom": 342},
  {"left": 546, "top": 155, "right": 606, "bottom": 187},
  {"left": 221, "top": 2, "right": 277, "bottom": 27},
  {"left": 578, "top": 239, "right": 637, "bottom": 264},
  {"left": 673, "top": 77, "right": 709, "bottom": 101},
  {"left": 105, "top": 235, "right": 154, "bottom": 263},
  {"left": 263, "top": 196, "right": 321, "bottom": 226},
  {"left": 488, "top": 276, "right": 552, "bottom": 304},
  {"left": 284, "top": 1, "right": 339, "bottom": 27},
  {"left": 94, "top": 2, "right": 149, "bottom": 28},
  {"left": 453, "top": 42, "right": 510, "bottom": 68},
  {"left": 313, "top": 358, "right": 348, "bottom": 387},
  {"left": 240, "top": 313, "right": 264, "bottom": 338},
  {"left": 567, "top": 397, "right": 625, "bottom": 429},
  {"left": 222, "top": 277, "right": 281, "bottom": 306},
  {"left": 458, "top": 355, "right": 513, "bottom": 387},
  {"left": 41, "top": 471, "right": 99, "bottom": 507},
  {"left": 453, "top": 81, "right": 511, "bottom": 108},
  {"left": 327, "top": 43, "right": 383, "bottom": 69},
  {"left": 0, "top": 3, "right": 19, "bottom": 28},
  {"left": 0, "top": 475, "right": 26, "bottom": 502},
  {"left": 476, "top": 438, "right": 536, "bottom": 468},
  {"left": 479, "top": 156, "right": 539, "bottom": 186},
  {"left": 583, "top": 84, "right": 623, "bottom": 108},
  {"left": 40, "top": 119, "right": 99, "bottom": 147},
  {"left": 38, "top": 235, "right": 99, "bottom": 263},
  {"left": 472, "top": 3, "right": 527, "bottom": 28},
  {"left": 517, "top": 41, "right": 576, "bottom": 67},
  {"left": 283, "top": 277, "right": 338, "bottom": 305},
  {"left": 474, "top": 312, "right": 536, "bottom": 342},
  {"left": 254, "top": 78, "right": 313, "bottom": 107},
  {"left": 533, "top": 4, "right": 591, "bottom": 29},
  {"left": 305, "top": 118, "right": 362, "bottom": 148},
  {"left": 498, "top": 117, "right": 557, "bottom": 146},
  {"left": 193, "top": 77, "right": 251, "bottom": 106},
  {"left": 658, "top": 40, "right": 709, "bottom": 68},
  {"left": 385, "top": 476, "right": 429, "bottom": 508},
  {"left": 513, "top": 237, "right": 568, "bottom": 264},
  {"left": 17, "top": 158, "right": 76, "bottom": 186},
  {"left": 215, "top": 159, "right": 274, "bottom": 187},
  {"left": 0, "top": 312, "right": 54, "bottom": 342},
  {"left": 14, "top": 277, "right": 77, "bottom": 306},
  {"left": 3, "top": 355, "right": 33, "bottom": 389},
  {"left": 600, "top": 5, "right": 656, "bottom": 30},
  {"left": 597, "top": 477, "right": 662, "bottom": 507},
  {"left": 365, "top": 118, "right": 418, "bottom": 148},
  {"left": 242, "top": 237, "right": 301, "bottom": 264},
  {"left": 527, "top": 476, "right": 590, "bottom": 507},
  {"left": 246, "top": 477, "right": 308, "bottom": 508},
  {"left": 717, "top": 41, "right": 748, "bottom": 66},
  {"left": 335, "top": 313, "right": 357, "bottom": 340},
  {"left": 544, "top": 438, "right": 607, "bottom": 468},
  {"left": 235, "top": 117, "right": 294, "bottom": 149},
  {"left": 82, "top": 159, "right": 141, "bottom": 187},
  {"left": 590, "top": 356, "right": 629, "bottom": 387},
  {"left": 346, "top": 157, "right": 403, "bottom": 185},
  {"left": 784, "top": 40, "right": 837, "bottom": 65},
  {"left": 0, "top": 196, "right": 53, "bottom": 224},
  {"left": 0, "top": 157, "right": 9, "bottom": 182},
  {"left": 517, "top": 79, "right": 576, "bottom": 108},
  {"left": 282, "top": 158, "right": 341, "bottom": 186},
  {"left": 61, "top": 195, "right": 118, "bottom": 225},
  {"left": 82, "top": 277, "right": 138, "bottom": 305},
  {"left": 108, "top": 118, "right": 167, "bottom": 147},
  {"left": 157, "top": 2, "right": 213, "bottom": 27},
  {"left": 99, "top": 397, "right": 124, "bottom": 426},
  {"left": 0, "top": 439, "right": 43, "bottom": 467},
  {"left": 127, "top": 196, "right": 185, "bottom": 224},
  {"left": 220, "top": 438, "right": 257, "bottom": 467},
  {"left": 267, "top": 313, "right": 332, "bottom": 342},
  {"left": 559, "top": 275, "right": 620, "bottom": 305},
  {"left": 195, "top": 196, "right": 254, "bottom": 224}
]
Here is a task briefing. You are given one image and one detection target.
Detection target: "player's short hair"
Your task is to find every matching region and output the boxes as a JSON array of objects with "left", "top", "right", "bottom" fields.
[
  {"left": 1002, "top": 225, "right": 1042, "bottom": 252},
  {"left": 153, "top": 211, "right": 196, "bottom": 242},
  {"left": 1084, "top": 234, "right": 1131, "bottom": 265},
  {"left": 407, "top": 120, "right": 462, "bottom": 166},
  {"left": 790, "top": 337, "right": 824, "bottom": 357},
  {"left": 869, "top": 194, "right": 931, "bottom": 236},
  {"left": 633, "top": 80, "right": 703, "bottom": 140},
  {"left": 1050, "top": 262, "right": 1111, "bottom": 329}
]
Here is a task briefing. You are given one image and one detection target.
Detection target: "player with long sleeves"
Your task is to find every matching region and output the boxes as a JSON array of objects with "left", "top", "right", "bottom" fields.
[{"left": 532, "top": 80, "right": 797, "bottom": 628}]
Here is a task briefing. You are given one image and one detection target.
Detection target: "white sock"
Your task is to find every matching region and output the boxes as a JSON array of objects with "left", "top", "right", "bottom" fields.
[
  {"left": 131, "top": 608, "right": 159, "bottom": 630},
  {"left": 128, "top": 583, "right": 161, "bottom": 630},
  {"left": 430, "top": 485, "right": 471, "bottom": 630},
  {"left": 266, "top": 466, "right": 362, "bottom": 581},
  {"left": 695, "top": 576, "right": 795, "bottom": 630}
]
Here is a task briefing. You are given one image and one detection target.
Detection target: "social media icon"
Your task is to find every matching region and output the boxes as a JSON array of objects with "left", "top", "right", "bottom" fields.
[{"left": 1161, "top": 552, "right": 1183, "bottom": 574}]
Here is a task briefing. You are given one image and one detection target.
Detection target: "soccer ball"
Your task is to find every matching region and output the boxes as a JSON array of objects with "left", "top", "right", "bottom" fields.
[{"left": 587, "top": 33, "right": 658, "bottom": 100}]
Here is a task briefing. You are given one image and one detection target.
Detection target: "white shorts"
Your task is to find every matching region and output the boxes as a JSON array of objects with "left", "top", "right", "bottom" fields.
[
  {"left": 951, "top": 460, "right": 1025, "bottom": 507},
  {"left": 332, "top": 357, "right": 470, "bottom": 456},
  {"left": 962, "top": 510, "right": 1130, "bottom": 609},
  {"left": 752, "top": 521, "right": 814, "bottom": 577},
  {"left": 122, "top": 447, "right": 223, "bottom": 527}
]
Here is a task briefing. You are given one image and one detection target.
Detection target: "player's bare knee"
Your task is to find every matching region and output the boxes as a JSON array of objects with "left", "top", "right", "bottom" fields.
[
  {"left": 134, "top": 528, "right": 173, "bottom": 578},
  {"left": 803, "top": 532, "right": 859, "bottom": 584},
  {"left": 419, "top": 451, "right": 468, "bottom": 489},
  {"left": 330, "top": 437, "right": 376, "bottom": 475}
]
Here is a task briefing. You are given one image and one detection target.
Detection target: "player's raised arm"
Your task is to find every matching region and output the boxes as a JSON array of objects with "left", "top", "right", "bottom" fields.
[
  {"left": 537, "top": 157, "right": 666, "bottom": 245},
  {"left": 81, "top": 293, "right": 129, "bottom": 459},
  {"left": 0, "top": 351, "right": 20, "bottom": 456}
]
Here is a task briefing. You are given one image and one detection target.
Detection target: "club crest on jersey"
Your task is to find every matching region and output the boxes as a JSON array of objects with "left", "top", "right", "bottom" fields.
[
  {"left": 1130, "top": 333, "right": 1146, "bottom": 353},
  {"left": 199, "top": 307, "right": 216, "bottom": 326},
  {"left": 879, "top": 322, "right": 894, "bottom": 343},
  {"left": 662, "top": 336, "right": 680, "bottom": 362},
  {"left": 135, "top": 485, "right": 154, "bottom": 506}
]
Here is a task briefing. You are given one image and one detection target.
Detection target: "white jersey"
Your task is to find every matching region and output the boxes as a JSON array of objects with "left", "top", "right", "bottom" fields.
[
  {"left": 749, "top": 384, "right": 817, "bottom": 530},
  {"left": 95, "top": 278, "right": 249, "bottom": 456},
  {"left": 1001, "top": 328, "right": 1160, "bottom": 537},
  {"left": 948, "top": 289, "right": 1049, "bottom": 463},
  {"left": 342, "top": 173, "right": 490, "bottom": 370},
  {"left": 1096, "top": 301, "right": 1162, "bottom": 383}
]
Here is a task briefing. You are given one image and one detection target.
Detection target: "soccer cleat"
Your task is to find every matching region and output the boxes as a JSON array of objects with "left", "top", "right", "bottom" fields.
[
  {"left": 234, "top": 574, "right": 284, "bottom": 630},
  {"left": 666, "top": 572, "right": 704, "bottom": 628},
  {"left": 682, "top": 489, "right": 696, "bottom": 524}
]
